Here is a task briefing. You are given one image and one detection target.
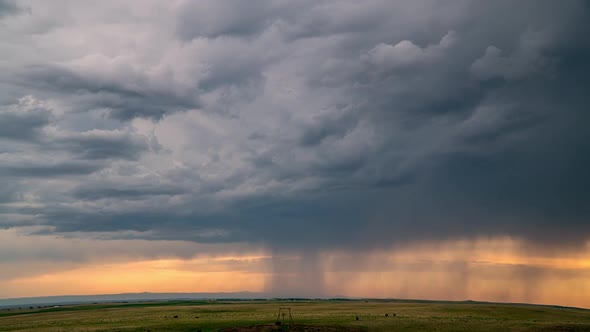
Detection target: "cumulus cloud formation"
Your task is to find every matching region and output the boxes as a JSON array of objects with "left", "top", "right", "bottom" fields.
[
  {"left": 366, "top": 30, "right": 456, "bottom": 70},
  {"left": 1, "top": 0, "right": 590, "bottom": 299}
]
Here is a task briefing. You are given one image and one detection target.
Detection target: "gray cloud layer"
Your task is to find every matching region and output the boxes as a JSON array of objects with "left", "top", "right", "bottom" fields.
[{"left": 0, "top": 0, "right": 589, "bottom": 253}]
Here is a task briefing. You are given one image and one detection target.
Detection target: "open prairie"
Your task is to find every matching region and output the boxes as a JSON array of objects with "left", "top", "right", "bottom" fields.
[{"left": 1, "top": 300, "right": 589, "bottom": 332}]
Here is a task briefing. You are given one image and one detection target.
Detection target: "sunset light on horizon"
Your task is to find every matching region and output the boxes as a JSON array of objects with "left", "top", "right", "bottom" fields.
[{"left": 3, "top": 227, "right": 590, "bottom": 308}]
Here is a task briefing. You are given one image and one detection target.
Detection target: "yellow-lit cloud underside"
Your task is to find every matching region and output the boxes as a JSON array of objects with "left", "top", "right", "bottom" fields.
[{"left": 2, "top": 229, "right": 589, "bottom": 308}]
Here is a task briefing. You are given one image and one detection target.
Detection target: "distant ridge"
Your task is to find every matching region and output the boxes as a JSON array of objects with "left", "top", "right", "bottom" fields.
[
  {"left": 0, "top": 292, "right": 266, "bottom": 308},
  {"left": 2, "top": 293, "right": 587, "bottom": 311}
]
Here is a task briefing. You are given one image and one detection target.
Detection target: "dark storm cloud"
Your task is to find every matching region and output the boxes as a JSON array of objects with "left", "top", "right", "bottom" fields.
[
  {"left": 16, "top": 64, "right": 199, "bottom": 120},
  {"left": 24, "top": 203, "right": 234, "bottom": 244},
  {"left": 0, "top": 161, "right": 103, "bottom": 177},
  {"left": 0, "top": 0, "right": 589, "bottom": 254},
  {"left": 53, "top": 130, "right": 151, "bottom": 161},
  {"left": 249, "top": 0, "right": 585, "bottom": 248},
  {"left": 71, "top": 183, "right": 184, "bottom": 201}
]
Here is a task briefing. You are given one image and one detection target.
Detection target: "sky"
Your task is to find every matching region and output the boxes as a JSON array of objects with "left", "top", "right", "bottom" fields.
[{"left": 1, "top": 0, "right": 590, "bottom": 307}]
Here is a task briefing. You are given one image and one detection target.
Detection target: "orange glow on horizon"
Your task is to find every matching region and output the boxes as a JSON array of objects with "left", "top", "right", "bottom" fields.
[
  {"left": 2, "top": 232, "right": 590, "bottom": 308},
  {"left": 5, "top": 257, "right": 269, "bottom": 297}
]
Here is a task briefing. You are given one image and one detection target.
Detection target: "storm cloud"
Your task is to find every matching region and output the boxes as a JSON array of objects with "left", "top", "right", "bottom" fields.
[{"left": 1, "top": 0, "right": 589, "bottom": 260}]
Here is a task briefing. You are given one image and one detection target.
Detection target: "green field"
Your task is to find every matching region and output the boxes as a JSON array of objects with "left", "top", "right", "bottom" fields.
[{"left": 1, "top": 299, "right": 590, "bottom": 332}]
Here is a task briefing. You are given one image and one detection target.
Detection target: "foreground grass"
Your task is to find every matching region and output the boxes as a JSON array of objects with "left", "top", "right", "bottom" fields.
[{"left": 1, "top": 299, "right": 589, "bottom": 331}]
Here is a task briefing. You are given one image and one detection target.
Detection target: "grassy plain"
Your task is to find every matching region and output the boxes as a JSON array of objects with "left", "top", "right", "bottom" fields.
[{"left": 1, "top": 299, "right": 589, "bottom": 332}]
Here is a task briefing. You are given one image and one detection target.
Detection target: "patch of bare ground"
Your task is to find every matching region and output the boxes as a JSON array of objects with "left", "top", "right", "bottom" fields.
[{"left": 218, "top": 325, "right": 363, "bottom": 332}]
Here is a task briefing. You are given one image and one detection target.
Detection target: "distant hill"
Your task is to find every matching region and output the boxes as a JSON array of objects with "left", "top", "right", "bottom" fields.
[
  {"left": 2, "top": 293, "right": 585, "bottom": 311},
  {"left": 0, "top": 292, "right": 266, "bottom": 308}
]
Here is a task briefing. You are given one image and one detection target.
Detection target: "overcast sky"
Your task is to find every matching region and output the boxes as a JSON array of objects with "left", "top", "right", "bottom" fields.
[{"left": 1, "top": 0, "right": 590, "bottom": 305}]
